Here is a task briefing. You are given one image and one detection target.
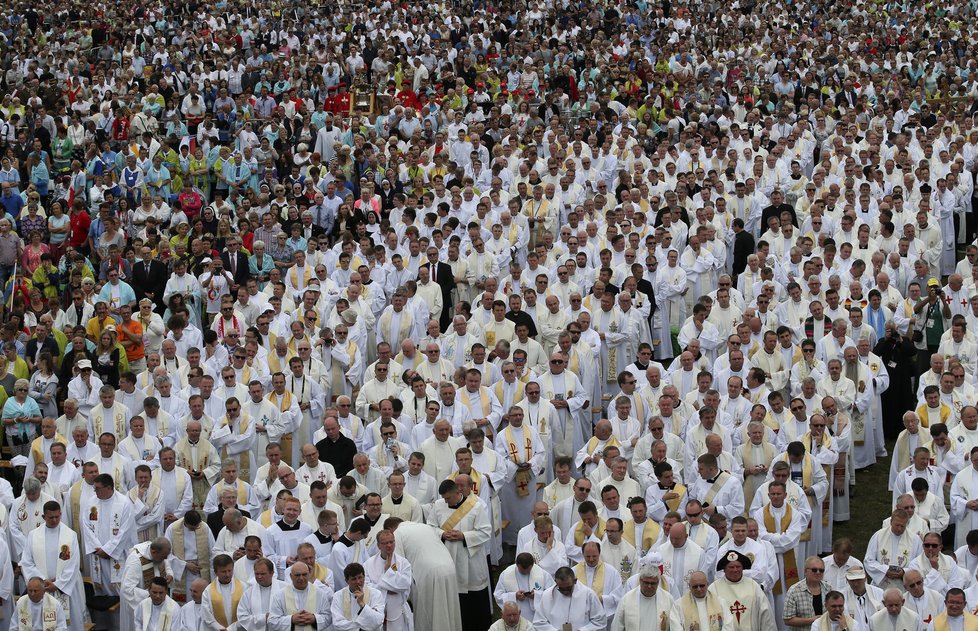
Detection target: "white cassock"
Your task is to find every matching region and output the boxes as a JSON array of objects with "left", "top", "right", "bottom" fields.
[
  {"left": 653, "top": 540, "right": 709, "bottom": 599},
  {"left": 328, "top": 585, "right": 385, "bottom": 631},
  {"left": 128, "top": 484, "right": 165, "bottom": 542},
  {"left": 951, "top": 466, "right": 978, "bottom": 549},
  {"left": 266, "top": 520, "right": 315, "bottom": 579},
  {"left": 419, "top": 435, "right": 463, "bottom": 482},
  {"left": 132, "top": 596, "right": 179, "bottom": 631},
  {"left": 173, "top": 600, "right": 204, "bottom": 631},
  {"left": 152, "top": 467, "right": 193, "bottom": 526},
  {"left": 864, "top": 525, "right": 924, "bottom": 591},
  {"left": 237, "top": 578, "right": 283, "bottom": 631},
  {"left": 494, "top": 424, "right": 545, "bottom": 545},
  {"left": 574, "top": 561, "right": 623, "bottom": 619},
  {"left": 163, "top": 520, "right": 217, "bottom": 595},
  {"left": 17, "top": 523, "right": 83, "bottom": 629},
  {"left": 654, "top": 263, "right": 688, "bottom": 360},
  {"left": 213, "top": 518, "right": 270, "bottom": 556},
  {"left": 612, "top": 586, "right": 679, "bottom": 631},
  {"left": 532, "top": 370, "right": 588, "bottom": 458},
  {"left": 200, "top": 578, "right": 247, "bottom": 630},
  {"left": 532, "top": 583, "right": 606, "bottom": 630},
  {"left": 392, "top": 521, "right": 463, "bottom": 631},
  {"left": 493, "top": 564, "right": 554, "bottom": 621},
  {"left": 426, "top": 495, "right": 493, "bottom": 593},
  {"left": 9, "top": 492, "right": 54, "bottom": 561},
  {"left": 363, "top": 552, "right": 413, "bottom": 631},
  {"left": 593, "top": 306, "right": 630, "bottom": 402},
  {"left": 120, "top": 541, "right": 174, "bottom": 631},
  {"left": 81, "top": 490, "right": 136, "bottom": 594}
]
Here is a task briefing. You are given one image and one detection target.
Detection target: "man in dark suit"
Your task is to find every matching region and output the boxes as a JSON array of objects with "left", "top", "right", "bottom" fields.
[
  {"left": 132, "top": 245, "right": 168, "bottom": 313},
  {"left": 759, "top": 189, "right": 797, "bottom": 229},
  {"left": 221, "top": 237, "right": 250, "bottom": 291},
  {"left": 731, "top": 218, "right": 756, "bottom": 277},
  {"left": 422, "top": 247, "right": 456, "bottom": 332}
]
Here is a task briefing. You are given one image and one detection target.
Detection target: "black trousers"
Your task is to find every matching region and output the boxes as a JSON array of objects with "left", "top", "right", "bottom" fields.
[{"left": 459, "top": 587, "right": 492, "bottom": 631}]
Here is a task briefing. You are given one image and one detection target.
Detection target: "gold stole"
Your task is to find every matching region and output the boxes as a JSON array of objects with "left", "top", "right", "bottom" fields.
[
  {"left": 741, "top": 443, "right": 777, "bottom": 506},
  {"left": 599, "top": 310, "right": 620, "bottom": 384},
  {"left": 506, "top": 222, "right": 519, "bottom": 245},
  {"left": 931, "top": 612, "right": 978, "bottom": 631},
  {"left": 30, "top": 434, "right": 66, "bottom": 467},
  {"left": 268, "top": 352, "right": 292, "bottom": 375},
  {"left": 622, "top": 519, "right": 660, "bottom": 553},
  {"left": 493, "top": 380, "right": 525, "bottom": 410},
  {"left": 69, "top": 483, "right": 86, "bottom": 540},
  {"left": 680, "top": 592, "right": 724, "bottom": 631},
  {"left": 260, "top": 510, "right": 274, "bottom": 528},
  {"left": 172, "top": 520, "right": 211, "bottom": 583},
  {"left": 440, "top": 494, "right": 479, "bottom": 531},
  {"left": 584, "top": 435, "right": 621, "bottom": 461},
  {"left": 665, "top": 484, "right": 687, "bottom": 512},
  {"left": 449, "top": 468, "right": 482, "bottom": 496},
  {"left": 215, "top": 480, "right": 248, "bottom": 506},
  {"left": 287, "top": 585, "right": 319, "bottom": 631},
  {"left": 801, "top": 434, "right": 832, "bottom": 530},
  {"left": 140, "top": 598, "right": 176, "bottom": 631},
  {"left": 703, "top": 472, "right": 731, "bottom": 505},
  {"left": 381, "top": 309, "right": 412, "bottom": 346},
  {"left": 289, "top": 265, "right": 312, "bottom": 290},
  {"left": 269, "top": 390, "right": 295, "bottom": 466},
  {"left": 763, "top": 503, "right": 799, "bottom": 594},
  {"left": 217, "top": 416, "right": 252, "bottom": 480},
  {"left": 128, "top": 485, "right": 162, "bottom": 540},
  {"left": 574, "top": 518, "right": 606, "bottom": 546},
  {"left": 574, "top": 561, "right": 606, "bottom": 601},
  {"left": 208, "top": 579, "right": 244, "bottom": 628},
  {"left": 459, "top": 387, "right": 490, "bottom": 419},
  {"left": 505, "top": 426, "right": 533, "bottom": 498}
]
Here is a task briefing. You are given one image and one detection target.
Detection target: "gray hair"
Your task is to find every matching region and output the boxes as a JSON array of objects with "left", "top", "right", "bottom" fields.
[
  {"left": 23, "top": 477, "right": 41, "bottom": 494},
  {"left": 640, "top": 564, "right": 661, "bottom": 579}
]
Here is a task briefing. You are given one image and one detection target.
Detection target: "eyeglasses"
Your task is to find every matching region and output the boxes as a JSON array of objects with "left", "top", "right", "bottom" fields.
[
  {"left": 806, "top": 568, "right": 825, "bottom": 573},
  {"left": 923, "top": 543, "right": 941, "bottom": 548}
]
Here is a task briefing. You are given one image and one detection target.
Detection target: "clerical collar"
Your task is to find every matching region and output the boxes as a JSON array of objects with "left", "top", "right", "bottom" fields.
[
  {"left": 391, "top": 495, "right": 403, "bottom": 504},
  {"left": 337, "top": 534, "right": 354, "bottom": 547},
  {"left": 277, "top": 519, "right": 301, "bottom": 531},
  {"left": 314, "top": 531, "right": 333, "bottom": 543},
  {"left": 705, "top": 473, "right": 721, "bottom": 484},
  {"left": 449, "top": 499, "right": 465, "bottom": 509}
]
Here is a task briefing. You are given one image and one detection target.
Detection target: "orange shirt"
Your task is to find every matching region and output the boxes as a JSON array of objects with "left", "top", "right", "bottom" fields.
[{"left": 117, "top": 319, "right": 145, "bottom": 361}]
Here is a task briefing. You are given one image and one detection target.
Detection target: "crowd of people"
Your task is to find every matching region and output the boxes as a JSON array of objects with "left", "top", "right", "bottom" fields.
[{"left": 2, "top": 0, "right": 978, "bottom": 629}]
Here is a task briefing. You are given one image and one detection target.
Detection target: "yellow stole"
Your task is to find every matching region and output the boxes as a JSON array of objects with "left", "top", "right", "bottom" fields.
[
  {"left": 449, "top": 468, "right": 483, "bottom": 496},
  {"left": 665, "top": 484, "right": 687, "bottom": 512},
  {"left": 493, "top": 379, "right": 525, "bottom": 408},
  {"left": 574, "top": 518, "right": 606, "bottom": 546},
  {"left": 800, "top": 433, "right": 832, "bottom": 530},
  {"left": 680, "top": 592, "right": 724, "bottom": 631},
  {"left": 289, "top": 265, "right": 312, "bottom": 290},
  {"left": 217, "top": 415, "right": 252, "bottom": 480},
  {"left": 260, "top": 509, "right": 274, "bottom": 528},
  {"left": 931, "top": 612, "right": 978, "bottom": 631},
  {"left": 380, "top": 308, "right": 413, "bottom": 345},
  {"left": 268, "top": 352, "right": 293, "bottom": 375},
  {"left": 269, "top": 390, "right": 295, "bottom": 465},
  {"left": 622, "top": 519, "right": 660, "bottom": 553},
  {"left": 30, "top": 434, "right": 66, "bottom": 467},
  {"left": 574, "top": 561, "right": 606, "bottom": 601},
  {"left": 584, "top": 435, "right": 621, "bottom": 459},
  {"left": 763, "top": 503, "right": 799, "bottom": 594},
  {"left": 702, "top": 472, "right": 731, "bottom": 506},
  {"left": 459, "top": 386, "right": 491, "bottom": 419},
  {"left": 741, "top": 442, "right": 777, "bottom": 506},
  {"left": 440, "top": 494, "right": 479, "bottom": 531},
  {"left": 208, "top": 579, "right": 244, "bottom": 628}
]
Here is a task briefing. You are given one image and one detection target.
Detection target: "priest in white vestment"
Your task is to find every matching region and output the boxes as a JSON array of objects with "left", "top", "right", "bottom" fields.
[
  {"left": 15, "top": 579, "right": 67, "bottom": 631},
  {"left": 18, "top": 501, "right": 85, "bottom": 631},
  {"left": 864, "top": 510, "right": 924, "bottom": 591},
  {"left": 612, "top": 564, "right": 679, "bottom": 631},
  {"left": 708, "top": 551, "right": 777, "bottom": 631},
  {"left": 82, "top": 473, "right": 136, "bottom": 596},
  {"left": 120, "top": 539, "right": 174, "bottom": 631},
  {"left": 532, "top": 565, "right": 607, "bottom": 630},
  {"left": 868, "top": 589, "right": 923, "bottom": 631},
  {"left": 237, "top": 557, "right": 283, "bottom": 631},
  {"left": 363, "top": 529, "right": 413, "bottom": 631}
]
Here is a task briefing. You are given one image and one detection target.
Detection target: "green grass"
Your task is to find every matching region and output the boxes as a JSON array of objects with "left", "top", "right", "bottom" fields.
[{"left": 834, "top": 440, "right": 896, "bottom": 558}]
